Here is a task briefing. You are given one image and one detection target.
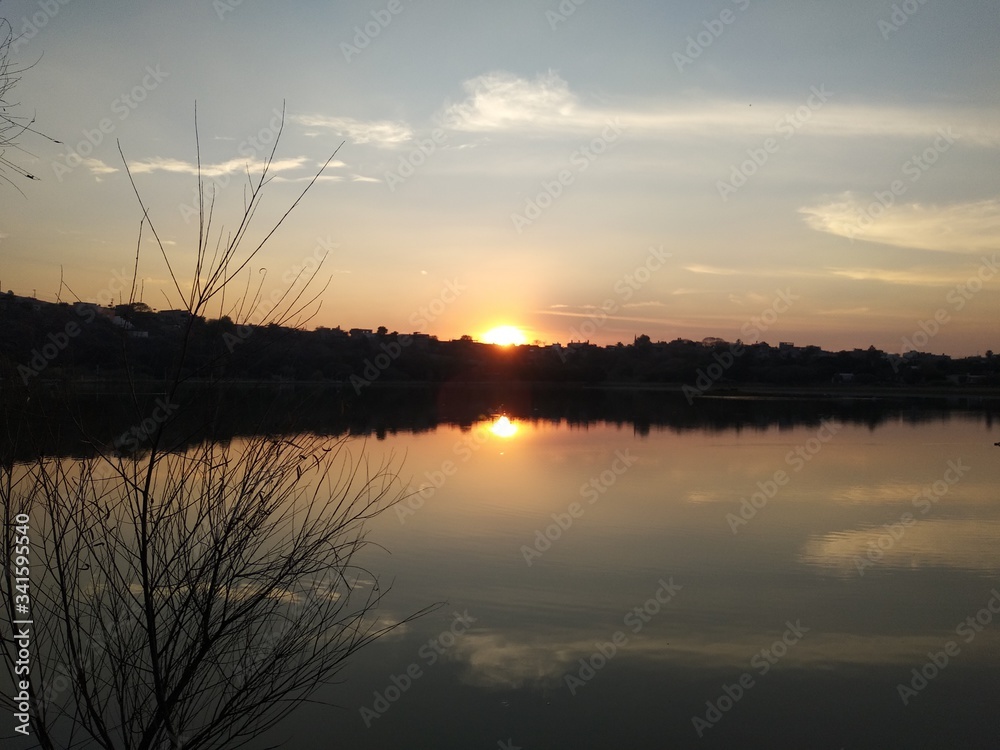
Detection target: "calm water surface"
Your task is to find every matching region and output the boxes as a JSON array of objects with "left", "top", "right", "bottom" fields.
[{"left": 269, "top": 402, "right": 1000, "bottom": 750}]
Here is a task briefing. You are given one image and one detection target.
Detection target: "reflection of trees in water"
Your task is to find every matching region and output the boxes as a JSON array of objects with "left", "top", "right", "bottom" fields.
[
  {"left": 3, "top": 383, "right": 993, "bottom": 462},
  {"left": 1, "top": 435, "right": 429, "bottom": 749}
]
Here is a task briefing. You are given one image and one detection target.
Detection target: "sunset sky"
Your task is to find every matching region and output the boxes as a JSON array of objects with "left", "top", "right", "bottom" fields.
[{"left": 3, "top": 0, "right": 998, "bottom": 355}]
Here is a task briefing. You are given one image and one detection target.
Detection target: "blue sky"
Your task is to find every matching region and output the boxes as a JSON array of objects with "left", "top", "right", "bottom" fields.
[{"left": 3, "top": 0, "right": 998, "bottom": 354}]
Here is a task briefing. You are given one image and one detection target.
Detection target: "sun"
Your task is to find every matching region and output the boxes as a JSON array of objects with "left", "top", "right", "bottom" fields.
[{"left": 482, "top": 325, "right": 527, "bottom": 346}]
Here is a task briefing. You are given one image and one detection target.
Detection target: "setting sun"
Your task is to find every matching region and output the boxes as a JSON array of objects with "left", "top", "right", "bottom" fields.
[{"left": 481, "top": 326, "right": 527, "bottom": 346}]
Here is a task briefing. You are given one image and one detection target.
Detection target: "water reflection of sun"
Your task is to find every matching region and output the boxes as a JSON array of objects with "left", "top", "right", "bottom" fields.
[{"left": 490, "top": 415, "right": 519, "bottom": 438}]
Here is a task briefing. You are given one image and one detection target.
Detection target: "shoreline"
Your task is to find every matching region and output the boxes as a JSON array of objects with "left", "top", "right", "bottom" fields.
[{"left": 7, "top": 377, "right": 1000, "bottom": 402}]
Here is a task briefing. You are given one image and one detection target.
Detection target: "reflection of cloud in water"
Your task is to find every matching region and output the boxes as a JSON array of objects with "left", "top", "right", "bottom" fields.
[
  {"left": 685, "top": 490, "right": 724, "bottom": 504},
  {"left": 832, "top": 482, "right": 923, "bottom": 504},
  {"left": 800, "top": 520, "right": 1000, "bottom": 575},
  {"left": 450, "top": 633, "right": 577, "bottom": 688},
  {"left": 446, "top": 622, "right": 1000, "bottom": 689}
]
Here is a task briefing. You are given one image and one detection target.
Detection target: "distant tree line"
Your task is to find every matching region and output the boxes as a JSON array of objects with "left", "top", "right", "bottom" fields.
[{"left": 1, "top": 293, "right": 997, "bottom": 390}]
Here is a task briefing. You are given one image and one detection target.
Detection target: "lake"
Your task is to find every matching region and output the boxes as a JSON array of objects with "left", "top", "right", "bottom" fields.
[
  {"left": 271, "top": 392, "right": 999, "bottom": 750},
  {"left": 5, "top": 387, "right": 1000, "bottom": 749}
]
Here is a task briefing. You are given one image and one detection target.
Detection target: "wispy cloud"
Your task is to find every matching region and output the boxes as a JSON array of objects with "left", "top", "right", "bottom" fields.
[
  {"left": 824, "top": 267, "right": 969, "bottom": 286},
  {"left": 440, "top": 71, "right": 1000, "bottom": 145},
  {"left": 270, "top": 174, "right": 344, "bottom": 183},
  {"left": 814, "top": 306, "right": 871, "bottom": 316},
  {"left": 622, "top": 300, "right": 666, "bottom": 308},
  {"left": 682, "top": 264, "right": 810, "bottom": 279},
  {"left": 801, "top": 195, "right": 1000, "bottom": 253},
  {"left": 128, "top": 156, "right": 310, "bottom": 178},
  {"left": 291, "top": 115, "right": 412, "bottom": 147},
  {"left": 537, "top": 308, "right": 673, "bottom": 326},
  {"left": 683, "top": 264, "right": 741, "bottom": 276}
]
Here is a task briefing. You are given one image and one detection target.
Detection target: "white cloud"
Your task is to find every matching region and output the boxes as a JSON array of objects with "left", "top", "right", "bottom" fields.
[
  {"left": 291, "top": 114, "right": 412, "bottom": 146},
  {"left": 441, "top": 70, "right": 581, "bottom": 132},
  {"left": 801, "top": 195, "right": 1000, "bottom": 253},
  {"left": 83, "top": 158, "right": 119, "bottom": 177}
]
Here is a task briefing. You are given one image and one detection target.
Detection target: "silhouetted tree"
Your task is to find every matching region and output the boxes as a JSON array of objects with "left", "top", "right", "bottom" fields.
[
  {"left": 0, "top": 111, "right": 432, "bottom": 749},
  {"left": 0, "top": 12, "right": 59, "bottom": 190}
]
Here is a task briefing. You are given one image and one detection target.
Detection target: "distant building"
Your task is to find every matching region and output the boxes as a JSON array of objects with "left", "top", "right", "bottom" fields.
[
  {"left": 410, "top": 333, "right": 433, "bottom": 349},
  {"left": 158, "top": 309, "right": 194, "bottom": 326}
]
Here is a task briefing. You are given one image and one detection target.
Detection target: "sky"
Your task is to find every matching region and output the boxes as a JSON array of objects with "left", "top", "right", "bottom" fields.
[{"left": 2, "top": 0, "right": 998, "bottom": 355}]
